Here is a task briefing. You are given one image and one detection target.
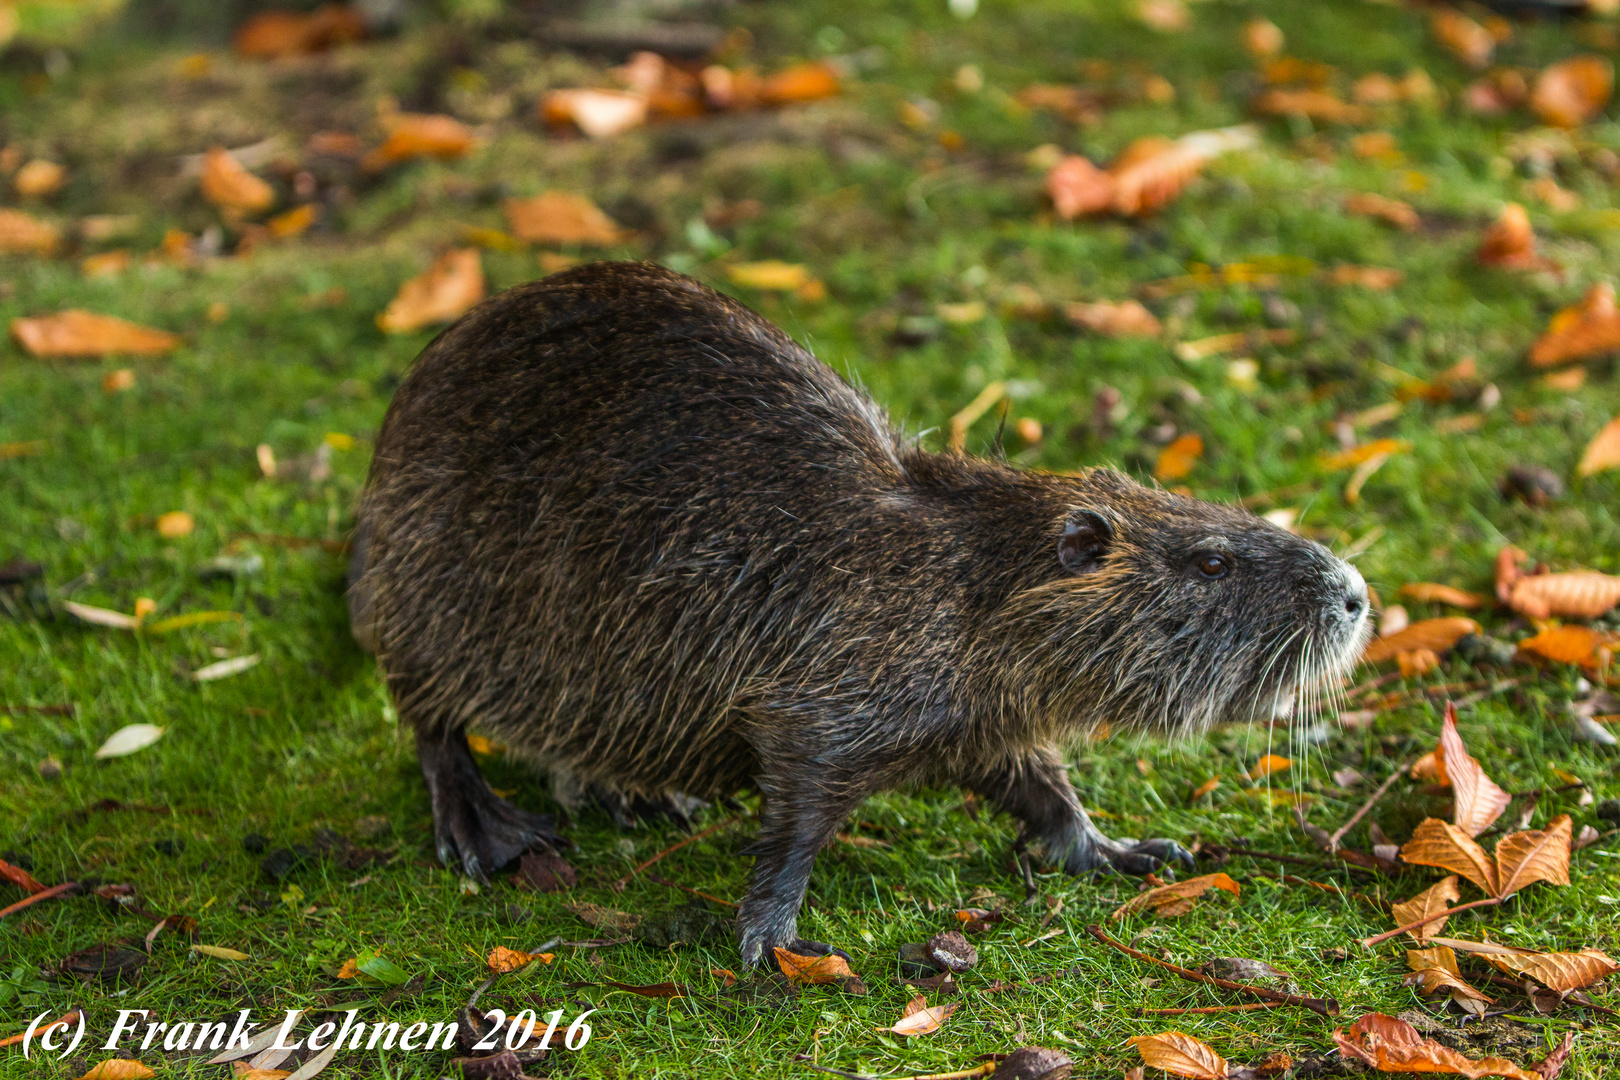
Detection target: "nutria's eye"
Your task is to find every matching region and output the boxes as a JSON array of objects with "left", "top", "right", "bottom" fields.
[{"left": 1195, "top": 555, "right": 1229, "bottom": 579}]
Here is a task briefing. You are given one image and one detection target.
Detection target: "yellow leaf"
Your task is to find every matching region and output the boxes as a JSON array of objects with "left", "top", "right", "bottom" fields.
[
  {"left": 0, "top": 207, "right": 60, "bottom": 254},
  {"left": 200, "top": 148, "right": 275, "bottom": 215},
  {"left": 1577, "top": 417, "right": 1620, "bottom": 476},
  {"left": 377, "top": 249, "right": 485, "bottom": 334},
  {"left": 1363, "top": 617, "right": 1480, "bottom": 664},
  {"left": 487, "top": 945, "right": 551, "bottom": 973},
  {"left": 727, "top": 261, "right": 811, "bottom": 291},
  {"left": 1111, "top": 872, "right": 1240, "bottom": 920},
  {"left": 192, "top": 944, "right": 251, "bottom": 960},
  {"left": 361, "top": 113, "right": 474, "bottom": 171},
  {"left": 1404, "top": 946, "right": 1494, "bottom": 1008},
  {"left": 11, "top": 311, "right": 180, "bottom": 358},
  {"left": 1251, "top": 754, "right": 1290, "bottom": 779},
  {"left": 1318, "top": 438, "right": 1410, "bottom": 470},
  {"left": 1154, "top": 433, "right": 1203, "bottom": 481},
  {"left": 157, "top": 511, "right": 195, "bottom": 539},
  {"left": 1398, "top": 583, "right": 1483, "bottom": 608},
  {"left": 75, "top": 1062, "right": 155, "bottom": 1080},
  {"left": 1127, "top": 1032, "right": 1229, "bottom": 1079}
]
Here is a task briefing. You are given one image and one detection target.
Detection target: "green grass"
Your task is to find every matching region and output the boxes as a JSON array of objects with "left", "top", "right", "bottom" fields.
[{"left": 2, "top": 1, "right": 1619, "bottom": 1077}]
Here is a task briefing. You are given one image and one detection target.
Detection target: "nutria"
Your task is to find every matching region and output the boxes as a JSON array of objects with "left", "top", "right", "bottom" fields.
[{"left": 349, "top": 261, "right": 1370, "bottom": 966}]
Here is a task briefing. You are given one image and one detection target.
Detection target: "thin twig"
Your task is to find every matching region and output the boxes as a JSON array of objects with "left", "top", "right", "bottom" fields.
[
  {"left": 0, "top": 1010, "right": 79, "bottom": 1049},
  {"left": 1480, "top": 975, "right": 1619, "bottom": 1016},
  {"left": 1278, "top": 875, "right": 1389, "bottom": 910},
  {"left": 793, "top": 1057, "right": 996, "bottom": 1080},
  {"left": 1142, "top": 1002, "right": 1287, "bottom": 1016},
  {"left": 0, "top": 880, "right": 77, "bottom": 919},
  {"left": 1327, "top": 763, "right": 1410, "bottom": 851},
  {"left": 612, "top": 814, "right": 742, "bottom": 892},
  {"left": 1358, "top": 897, "right": 1503, "bottom": 949},
  {"left": 646, "top": 873, "right": 738, "bottom": 908},
  {"left": 1086, "top": 924, "right": 1338, "bottom": 1017}
]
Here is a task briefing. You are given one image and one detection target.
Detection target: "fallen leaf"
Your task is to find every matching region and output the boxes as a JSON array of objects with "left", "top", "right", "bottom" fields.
[
  {"left": 512, "top": 850, "right": 576, "bottom": 893},
  {"left": 200, "top": 148, "right": 274, "bottom": 215},
  {"left": 1431, "top": 9, "right": 1495, "bottom": 68},
  {"left": 1530, "top": 55, "right": 1613, "bottom": 128},
  {"left": 1576, "top": 416, "right": 1620, "bottom": 476},
  {"left": 362, "top": 113, "right": 474, "bottom": 171},
  {"left": 1046, "top": 155, "right": 1117, "bottom": 220},
  {"left": 1401, "top": 818, "right": 1498, "bottom": 895},
  {"left": 193, "top": 654, "right": 262, "bottom": 682},
  {"left": 880, "top": 1001, "right": 956, "bottom": 1036},
  {"left": 268, "top": 204, "right": 319, "bottom": 239},
  {"left": 1493, "top": 815, "right": 1571, "bottom": 897},
  {"left": 1517, "top": 626, "right": 1615, "bottom": 667},
  {"left": 75, "top": 1062, "right": 155, "bottom": 1080},
  {"left": 1529, "top": 283, "right": 1620, "bottom": 367},
  {"left": 1111, "top": 126, "right": 1260, "bottom": 216},
  {"left": 1064, "top": 299, "right": 1161, "bottom": 337},
  {"left": 503, "top": 191, "right": 626, "bottom": 246},
  {"left": 775, "top": 947, "right": 856, "bottom": 985},
  {"left": 1405, "top": 946, "right": 1494, "bottom": 1011},
  {"left": 1154, "top": 433, "right": 1203, "bottom": 481},
  {"left": 487, "top": 946, "right": 552, "bottom": 973},
  {"left": 1111, "top": 872, "right": 1240, "bottom": 920},
  {"left": 1127, "top": 1032, "right": 1228, "bottom": 1079},
  {"left": 1437, "top": 704, "right": 1511, "bottom": 837},
  {"left": 1335, "top": 1012, "right": 1539, "bottom": 1079},
  {"left": 1320, "top": 438, "right": 1410, "bottom": 470},
  {"left": 12, "top": 311, "right": 180, "bottom": 357},
  {"left": 377, "top": 249, "right": 485, "bottom": 334},
  {"left": 192, "top": 944, "right": 251, "bottom": 961},
  {"left": 1324, "top": 265, "right": 1403, "bottom": 290},
  {"left": 728, "top": 261, "right": 812, "bottom": 291},
  {"left": 82, "top": 251, "right": 131, "bottom": 278},
  {"left": 1251, "top": 754, "right": 1291, "bottom": 780},
  {"left": 64, "top": 600, "right": 140, "bottom": 630},
  {"left": 759, "top": 61, "right": 841, "bottom": 105},
  {"left": 1398, "top": 584, "right": 1482, "bottom": 609},
  {"left": 540, "top": 88, "right": 648, "bottom": 139},
  {"left": 1508, "top": 572, "right": 1620, "bottom": 620},
  {"left": 954, "top": 907, "right": 1005, "bottom": 933},
  {"left": 1477, "top": 204, "right": 1553, "bottom": 271},
  {"left": 1137, "top": 0, "right": 1190, "bottom": 31},
  {"left": 1191, "top": 777, "right": 1220, "bottom": 800},
  {"left": 1244, "top": 18, "right": 1284, "bottom": 59},
  {"left": 0, "top": 207, "right": 59, "bottom": 254},
  {"left": 1391, "top": 876, "right": 1462, "bottom": 944},
  {"left": 1362, "top": 618, "right": 1480, "bottom": 663},
  {"left": 14, "top": 160, "right": 64, "bottom": 200},
  {"left": 157, "top": 511, "right": 194, "bottom": 539},
  {"left": 1253, "top": 87, "right": 1371, "bottom": 124},
  {"left": 234, "top": 5, "right": 364, "bottom": 58},
  {"left": 1346, "top": 192, "right": 1419, "bottom": 231},
  {"left": 566, "top": 901, "right": 642, "bottom": 935},
  {"left": 94, "top": 724, "right": 166, "bottom": 759},
  {"left": 1434, "top": 939, "right": 1619, "bottom": 991}
]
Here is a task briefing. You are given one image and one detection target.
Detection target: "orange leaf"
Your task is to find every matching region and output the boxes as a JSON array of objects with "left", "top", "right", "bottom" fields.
[
  {"left": 0, "top": 207, "right": 60, "bottom": 254},
  {"left": 880, "top": 1001, "right": 956, "bottom": 1036},
  {"left": 199, "top": 148, "right": 274, "bottom": 215},
  {"left": 1404, "top": 946, "right": 1494, "bottom": 1009},
  {"left": 1111, "top": 872, "right": 1240, "bottom": 920},
  {"left": 1391, "top": 876, "right": 1462, "bottom": 945},
  {"left": 1476, "top": 204, "right": 1552, "bottom": 270},
  {"left": 1064, "top": 299, "right": 1161, "bottom": 338},
  {"left": 157, "top": 511, "right": 195, "bottom": 539},
  {"left": 75, "top": 1063, "right": 156, "bottom": 1080},
  {"left": 1319, "top": 438, "right": 1410, "bottom": 470},
  {"left": 377, "top": 249, "right": 485, "bottom": 334},
  {"left": 1046, "top": 155, "right": 1116, "bottom": 220},
  {"left": 1530, "top": 55, "right": 1613, "bottom": 128},
  {"left": 727, "top": 261, "right": 812, "bottom": 291},
  {"left": 1243, "top": 18, "right": 1284, "bottom": 59},
  {"left": 1334, "top": 1013, "right": 1539, "bottom": 1079},
  {"left": 503, "top": 192, "right": 626, "bottom": 247},
  {"left": 1435, "top": 939, "right": 1619, "bottom": 992},
  {"left": 1252, "top": 88, "right": 1371, "bottom": 124},
  {"left": 1251, "top": 754, "right": 1291, "bottom": 779},
  {"left": 1362, "top": 617, "right": 1479, "bottom": 664},
  {"left": 1517, "top": 626, "right": 1614, "bottom": 666},
  {"left": 268, "top": 204, "right": 319, "bottom": 238},
  {"left": 1494, "top": 546, "right": 1525, "bottom": 603},
  {"left": 1190, "top": 777, "right": 1220, "bottom": 799},
  {"left": 12, "top": 310, "right": 181, "bottom": 357},
  {"left": 1493, "top": 815, "right": 1571, "bottom": 897},
  {"left": 487, "top": 945, "right": 552, "bottom": 973},
  {"left": 759, "top": 61, "right": 841, "bottom": 105},
  {"left": 774, "top": 947, "right": 856, "bottom": 985},
  {"left": 1324, "top": 264, "right": 1403, "bottom": 290},
  {"left": 1438, "top": 704, "right": 1510, "bottom": 838},
  {"left": 1576, "top": 416, "right": 1620, "bottom": 477},
  {"left": 1127, "top": 1032, "right": 1229, "bottom": 1079},
  {"left": 336, "top": 958, "right": 360, "bottom": 978},
  {"left": 1154, "top": 433, "right": 1203, "bottom": 481},
  {"left": 1400, "top": 818, "right": 1497, "bottom": 895},
  {"left": 540, "top": 89, "right": 649, "bottom": 139},
  {"left": 234, "top": 4, "right": 365, "bottom": 59},
  {"left": 1528, "top": 283, "right": 1620, "bottom": 368},
  {"left": 1345, "top": 192, "right": 1419, "bottom": 231},
  {"left": 1430, "top": 9, "right": 1495, "bottom": 68},
  {"left": 362, "top": 113, "right": 474, "bottom": 171},
  {"left": 1398, "top": 583, "right": 1482, "bottom": 609},
  {"left": 14, "top": 159, "right": 65, "bottom": 197},
  {"left": 1508, "top": 572, "right": 1620, "bottom": 620},
  {"left": 1110, "top": 126, "right": 1259, "bottom": 216}
]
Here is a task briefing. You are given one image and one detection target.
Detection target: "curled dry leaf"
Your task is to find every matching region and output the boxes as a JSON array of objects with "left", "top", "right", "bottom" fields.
[
  {"left": 1528, "top": 283, "right": 1620, "bottom": 368},
  {"left": 361, "top": 113, "right": 474, "bottom": 171},
  {"left": 1576, "top": 417, "right": 1620, "bottom": 477},
  {"left": 541, "top": 88, "right": 649, "bottom": 139},
  {"left": 1477, "top": 204, "right": 1552, "bottom": 271},
  {"left": 1334, "top": 1013, "right": 1539, "bottom": 1080},
  {"left": 1508, "top": 572, "right": 1620, "bottom": 620},
  {"left": 1434, "top": 938, "right": 1618, "bottom": 991},
  {"left": 774, "top": 947, "right": 856, "bottom": 986},
  {"left": 200, "top": 148, "right": 274, "bottom": 215},
  {"left": 192, "top": 944, "right": 251, "bottom": 960},
  {"left": 76, "top": 1062, "right": 156, "bottom": 1080},
  {"left": 1493, "top": 815, "right": 1571, "bottom": 897},
  {"left": 1064, "top": 299, "right": 1161, "bottom": 338},
  {"left": 1111, "top": 872, "right": 1239, "bottom": 920},
  {"left": 12, "top": 311, "right": 180, "bottom": 357},
  {"left": 486, "top": 946, "right": 553, "bottom": 973},
  {"left": 1517, "top": 626, "right": 1617, "bottom": 667},
  {"left": 1431, "top": 9, "right": 1495, "bottom": 69},
  {"left": 1401, "top": 818, "right": 1499, "bottom": 895},
  {"left": 1362, "top": 618, "right": 1479, "bottom": 664},
  {"left": 1345, "top": 193, "right": 1419, "bottom": 231},
  {"left": 1111, "top": 126, "right": 1259, "bottom": 216},
  {"left": 1438, "top": 704, "right": 1510, "bottom": 838},
  {"left": 1530, "top": 55, "right": 1613, "bottom": 128},
  {"left": 1252, "top": 88, "right": 1371, "bottom": 125},
  {"left": 503, "top": 192, "right": 625, "bottom": 247},
  {"left": 0, "top": 207, "right": 60, "bottom": 254},
  {"left": 1154, "top": 433, "right": 1203, "bottom": 481},
  {"left": 758, "top": 61, "right": 841, "bottom": 106},
  {"left": 377, "top": 249, "right": 485, "bottom": 334},
  {"left": 1391, "top": 876, "right": 1462, "bottom": 944},
  {"left": 1404, "top": 947, "right": 1494, "bottom": 1012},
  {"left": 1398, "top": 584, "right": 1482, "bottom": 609},
  {"left": 1127, "top": 1032, "right": 1228, "bottom": 1080},
  {"left": 880, "top": 1000, "right": 956, "bottom": 1036}
]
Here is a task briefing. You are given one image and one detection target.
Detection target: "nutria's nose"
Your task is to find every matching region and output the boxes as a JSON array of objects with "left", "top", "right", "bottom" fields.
[
  {"left": 1336, "top": 561, "right": 1369, "bottom": 621},
  {"left": 1344, "top": 594, "right": 1364, "bottom": 617}
]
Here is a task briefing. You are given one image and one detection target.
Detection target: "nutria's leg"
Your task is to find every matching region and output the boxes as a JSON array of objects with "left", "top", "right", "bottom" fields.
[
  {"left": 736, "top": 777, "right": 866, "bottom": 968},
  {"left": 415, "top": 727, "right": 561, "bottom": 881},
  {"left": 966, "top": 749, "right": 1193, "bottom": 876}
]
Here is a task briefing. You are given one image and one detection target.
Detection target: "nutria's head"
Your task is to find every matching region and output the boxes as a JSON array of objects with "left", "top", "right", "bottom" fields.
[{"left": 999, "top": 468, "right": 1370, "bottom": 734}]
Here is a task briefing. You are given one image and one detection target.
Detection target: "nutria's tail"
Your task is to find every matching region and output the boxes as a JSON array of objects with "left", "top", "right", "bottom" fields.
[{"left": 346, "top": 515, "right": 377, "bottom": 653}]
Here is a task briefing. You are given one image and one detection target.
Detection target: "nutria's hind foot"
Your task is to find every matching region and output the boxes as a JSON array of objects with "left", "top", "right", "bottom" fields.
[
  {"left": 1064, "top": 833, "right": 1195, "bottom": 877},
  {"left": 416, "top": 729, "right": 561, "bottom": 881},
  {"left": 766, "top": 939, "right": 854, "bottom": 975}
]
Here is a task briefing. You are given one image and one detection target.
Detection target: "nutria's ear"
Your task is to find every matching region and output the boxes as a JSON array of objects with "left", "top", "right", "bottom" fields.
[{"left": 1058, "top": 510, "right": 1113, "bottom": 574}]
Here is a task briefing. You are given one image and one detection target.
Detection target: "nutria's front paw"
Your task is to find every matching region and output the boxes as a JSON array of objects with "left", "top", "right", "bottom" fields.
[
  {"left": 1060, "top": 834, "right": 1194, "bottom": 877},
  {"left": 767, "top": 939, "right": 855, "bottom": 974}
]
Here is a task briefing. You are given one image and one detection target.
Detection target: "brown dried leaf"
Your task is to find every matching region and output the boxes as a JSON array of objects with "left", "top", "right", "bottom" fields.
[
  {"left": 504, "top": 192, "right": 626, "bottom": 247},
  {"left": 1391, "top": 876, "right": 1462, "bottom": 944},
  {"left": 1253, "top": 88, "right": 1371, "bottom": 124},
  {"left": 1110, "top": 127, "right": 1258, "bottom": 215},
  {"left": 1435, "top": 939, "right": 1619, "bottom": 991},
  {"left": 1325, "top": 264, "right": 1403, "bottom": 290},
  {"left": 0, "top": 207, "right": 59, "bottom": 254},
  {"left": 1064, "top": 299, "right": 1161, "bottom": 338},
  {"left": 377, "top": 249, "right": 485, "bottom": 334},
  {"left": 1127, "top": 1032, "right": 1229, "bottom": 1079},
  {"left": 1362, "top": 618, "right": 1480, "bottom": 664},
  {"left": 1399, "top": 584, "right": 1483, "bottom": 609},
  {"left": 1529, "top": 283, "right": 1620, "bottom": 368},
  {"left": 1046, "top": 155, "right": 1116, "bottom": 220},
  {"left": 1477, "top": 204, "right": 1552, "bottom": 271},
  {"left": 1576, "top": 417, "right": 1620, "bottom": 477},
  {"left": 1346, "top": 192, "right": 1419, "bottom": 231},
  {"left": 1438, "top": 705, "right": 1510, "bottom": 838},
  {"left": 1530, "top": 56, "right": 1613, "bottom": 128},
  {"left": 1333, "top": 1012, "right": 1539, "bottom": 1079},
  {"left": 565, "top": 902, "right": 642, "bottom": 935},
  {"left": 1431, "top": 10, "right": 1496, "bottom": 68},
  {"left": 1111, "top": 872, "right": 1240, "bottom": 920},
  {"left": 14, "top": 159, "right": 66, "bottom": 197},
  {"left": 75, "top": 1062, "right": 156, "bottom": 1080},
  {"left": 880, "top": 1001, "right": 956, "bottom": 1036},
  {"left": 486, "top": 946, "right": 552, "bottom": 973},
  {"left": 1154, "top": 433, "right": 1203, "bottom": 481},
  {"left": 200, "top": 148, "right": 274, "bottom": 215},
  {"left": 1400, "top": 818, "right": 1498, "bottom": 895},
  {"left": 1494, "top": 815, "right": 1571, "bottom": 897},
  {"left": 1404, "top": 946, "right": 1495, "bottom": 1009},
  {"left": 12, "top": 310, "right": 180, "bottom": 357},
  {"left": 1508, "top": 572, "right": 1620, "bottom": 620},
  {"left": 775, "top": 947, "right": 857, "bottom": 986},
  {"left": 361, "top": 113, "right": 474, "bottom": 171},
  {"left": 234, "top": 5, "right": 365, "bottom": 59}
]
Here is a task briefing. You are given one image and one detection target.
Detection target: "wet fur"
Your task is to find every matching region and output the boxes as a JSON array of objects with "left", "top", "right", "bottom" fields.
[{"left": 350, "top": 262, "right": 1368, "bottom": 964}]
